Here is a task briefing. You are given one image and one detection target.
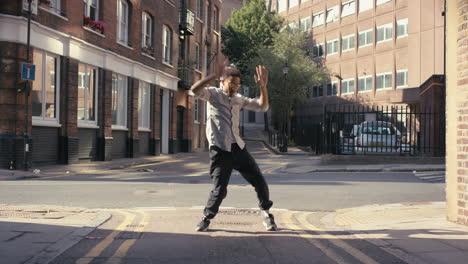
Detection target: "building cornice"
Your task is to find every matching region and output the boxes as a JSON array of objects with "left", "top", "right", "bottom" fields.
[{"left": 0, "top": 14, "right": 178, "bottom": 91}]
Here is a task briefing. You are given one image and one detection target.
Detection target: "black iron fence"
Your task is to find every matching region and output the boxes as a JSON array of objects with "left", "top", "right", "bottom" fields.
[{"left": 290, "top": 104, "right": 445, "bottom": 157}]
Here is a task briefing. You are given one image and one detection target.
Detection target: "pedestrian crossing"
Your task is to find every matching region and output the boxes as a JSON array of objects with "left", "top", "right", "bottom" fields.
[{"left": 413, "top": 172, "right": 445, "bottom": 183}]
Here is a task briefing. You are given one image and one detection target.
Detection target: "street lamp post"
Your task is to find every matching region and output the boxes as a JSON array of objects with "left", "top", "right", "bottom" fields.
[{"left": 279, "top": 63, "right": 289, "bottom": 152}]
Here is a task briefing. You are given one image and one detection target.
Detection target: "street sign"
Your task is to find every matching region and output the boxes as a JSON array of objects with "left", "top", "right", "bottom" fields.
[
  {"left": 22, "top": 0, "right": 38, "bottom": 15},
  {"left": 21, "top": 63, "right": 35, "bottom": 81}
]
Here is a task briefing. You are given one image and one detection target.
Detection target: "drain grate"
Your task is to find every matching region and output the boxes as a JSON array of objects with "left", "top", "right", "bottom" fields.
[{"left": 218, "top": 209, "right": 259, "bottom": 215}]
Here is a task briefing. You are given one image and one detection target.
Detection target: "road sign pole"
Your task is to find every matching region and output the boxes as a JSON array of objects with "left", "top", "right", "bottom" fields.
[{"left": 23, "top": 0, "right": 32, "bottom": 171}]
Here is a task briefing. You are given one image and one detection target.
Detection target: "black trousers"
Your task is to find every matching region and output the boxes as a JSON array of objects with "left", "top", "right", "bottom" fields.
[{"left": 203, "top": 144, "right": 273, "bottom": 219}]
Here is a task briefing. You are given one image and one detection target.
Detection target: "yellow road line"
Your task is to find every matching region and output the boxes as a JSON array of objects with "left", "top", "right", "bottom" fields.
[
  {"left": 297, "top": 212, "right": 379, "bottom": 264},
  {"left": 75, "top": 210, "right": 136, "bottom": 264},
  {"left": 282, "top": 211, "right": 351, "bottom": 264},
  {"left": 264, "top": 163, "right": 287, "bottom": 174},
  {"left": 105, "top": 211, "right": 149, "bottom": 264}
]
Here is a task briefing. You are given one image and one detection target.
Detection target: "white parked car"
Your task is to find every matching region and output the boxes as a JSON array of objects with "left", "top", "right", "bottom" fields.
[{"left": 341, "top": 121, "right": 402, "bottom": 154}]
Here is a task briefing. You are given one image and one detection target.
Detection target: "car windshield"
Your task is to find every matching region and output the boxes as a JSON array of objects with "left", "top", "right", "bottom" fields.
[{"left": 361, "top": 123, "right": 396, "bottom": 135}]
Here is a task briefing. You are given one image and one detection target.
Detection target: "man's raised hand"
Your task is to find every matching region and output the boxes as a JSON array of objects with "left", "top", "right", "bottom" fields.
[{"left": 254, "top": 65, "right": 269, "bottom": 89}]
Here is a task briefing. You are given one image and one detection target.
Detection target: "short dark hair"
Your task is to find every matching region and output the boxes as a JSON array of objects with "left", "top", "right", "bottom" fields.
[{"left": 224, "top": 67, "right": 241, "bottom": 79}]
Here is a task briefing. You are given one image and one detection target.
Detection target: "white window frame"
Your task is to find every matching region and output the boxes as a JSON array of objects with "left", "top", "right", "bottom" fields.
[
  {"left": 341, "top": 34, "right": 355, "bottom": 52},
  {"left": 376, "top": 23, "right": 393, "bottom": 43},
  {"left": 327, "top": 81, "right": 338, "bottom": 96},
  {"left": 358, "top": 29, "right": 373, "bottom": 48},
  {"left": 341, "top": 0, "right": 355, "bottom": 18},
  {"left": 117, "top": 0, "right": 129, "bottom": 45},
  {"left": 313, "top": 43, "right": 324, "bottom": 57},
  {"left": 326, "top": 39, "right": 339, "bottom": 56},
  {"left": 194, "top": 99, "right": 200, "bottom": 123},
  {"left": 162, "top": 25, "right": 172, "bottom": 64},
  {"left": 138, "top": 81, "right": 151, "bottom": 130},
  {"left": 83, "top": 0, "right": 99, "bottom": 21},
  {"left": 359, "top": 0, "right": 373, "bottom": 13},
  {"left": 312, "top": 12, "right": 324, "bottom": 28},
  {"left": 278, "top": 0, "right": 287, "bottom": 13},
  {"left": 203, "top": 101, "right": 207, "bottom": 123},
  {"left": 341, "top": 78, "right": 355, "bottom": 95},
  {"left": 326, "top": 6, "right": 339, "bottom": 24},
  {"left": 142, "top": 12, "right": 153, "bottom": 49},
  {"left": 311, "top": 85, "right": 324, "bottom": 97},
  {"left": 376, "top": 0, "right": 392, "bottom": 6},
  {"left": 111, "top": 73, "right": 128, "bottom": 129},
  {"left": 300, "top": 17, "right": 311, "bottom": 32},
  {"left": 48, "top": 0, "right": 61, "bottom": 14},
  {"left": 288, "top": 22, "right": 297, "bottom": 33},
  {"left": 77, "top": 63, "right": 98, "bottom": 127},
  {"left": 358, "top": 75, "right": 373, "bottom": 92},
  {"left": 396, "top": 18, "right": 408, "bottom": 39},
  {"left": 196, "top": 0, "right": 203, "bottom": 20},
  {"left": 289, "top": 0, "right": 299, "bottom": 8},
  {"left": 396, "top": 69, "right": 408, "bottom": 88},
  {"left": 376, "top": 72, "right": 393, "bottom": 90},
  {"left": 32, "top": 50, "right": 60, "bottom": 126}
]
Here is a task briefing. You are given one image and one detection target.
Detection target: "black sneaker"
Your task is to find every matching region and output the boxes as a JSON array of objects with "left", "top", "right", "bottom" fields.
[
  {"left": 196, "top": 217, "right": 210, "bottom": 232},
  {"left": 263, "top": 214, "right": 277, "bottom": 231}
]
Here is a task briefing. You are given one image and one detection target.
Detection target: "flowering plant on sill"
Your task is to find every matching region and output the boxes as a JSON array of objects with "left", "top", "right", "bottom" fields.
[
  {"left": 141, "top": 45, "right": 154, "bottom": 55},
  {"left": 83, "top": 16, "right": 106, "bottom": 34}
]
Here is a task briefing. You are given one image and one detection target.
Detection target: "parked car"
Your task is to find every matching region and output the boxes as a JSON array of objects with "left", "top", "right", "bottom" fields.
[{"left": 340, "top": 121, "right": 402, "bottom": 154}]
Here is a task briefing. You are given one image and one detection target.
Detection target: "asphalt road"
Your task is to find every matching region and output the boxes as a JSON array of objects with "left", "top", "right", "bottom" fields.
[{"left": 0, "top": 142, "right": 444, "bottom": 211}]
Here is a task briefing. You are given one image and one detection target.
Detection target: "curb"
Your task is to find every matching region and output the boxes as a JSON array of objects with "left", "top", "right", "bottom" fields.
[{"left": 24, "top": 210, "right": 112, "bottom": 264}]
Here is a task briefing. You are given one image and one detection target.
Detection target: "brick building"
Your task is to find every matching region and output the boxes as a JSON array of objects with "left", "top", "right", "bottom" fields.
[
  {"left": 274, "top": 0, "right": 445, "bottom": 112},
  {"left": 179, "top": 0, "right": 223, "bottom": 153},
  {"left": 0, "top": 0, "right": 221, "bottom": 169},
  {"left": 446, "top": 0, "right": 468, "bottom": 226}
]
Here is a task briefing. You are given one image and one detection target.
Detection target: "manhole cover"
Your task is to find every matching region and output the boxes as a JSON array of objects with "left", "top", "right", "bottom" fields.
[{"left": 218, "top": 209, "right": 259, "bottom": 215}]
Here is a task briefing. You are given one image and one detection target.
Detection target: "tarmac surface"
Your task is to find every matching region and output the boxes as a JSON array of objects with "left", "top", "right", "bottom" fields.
[{"left": 0, "top": 124, "right": 464, "bottom": 264}]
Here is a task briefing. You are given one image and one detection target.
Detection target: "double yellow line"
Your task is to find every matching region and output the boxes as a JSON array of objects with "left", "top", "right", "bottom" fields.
[
  {"left": 75, "top": 209, "right": 148, "bottom": 264},
  {"left": 282, "top": 211, "right": 379, "bottom": 264}
]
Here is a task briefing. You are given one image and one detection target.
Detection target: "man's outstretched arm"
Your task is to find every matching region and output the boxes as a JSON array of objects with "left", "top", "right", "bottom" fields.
[
  {"left": 190, "top": 60, "right": 227, "bottom": 94},
  {"left": 190, "top": 73, "right": 216, "bottom": 95}
]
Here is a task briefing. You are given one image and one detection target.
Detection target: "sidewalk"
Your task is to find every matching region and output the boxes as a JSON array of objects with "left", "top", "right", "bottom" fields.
[
  {"left": 321, "top": 202, "right": 468, "bottom": 264},
  {"left": 0, "top": 204, "right": 110, "bottom": 264}
]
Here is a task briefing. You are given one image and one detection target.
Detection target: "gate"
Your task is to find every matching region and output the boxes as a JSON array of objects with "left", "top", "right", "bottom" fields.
[{"left": 293, "top": 104, "right": 445, "bottom": 157}]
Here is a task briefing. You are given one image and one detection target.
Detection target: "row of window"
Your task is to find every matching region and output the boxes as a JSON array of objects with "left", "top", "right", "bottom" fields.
[
  {"left": 308, "top": 19, "right": 407, "bottom": 57},
  {"left": 196, "top": 0, "right": 220, "bottom": 32},
  {"left": 83, "top": 0, "right": 219, "bottom": 65},
  {"left": 278, "top": 0, "right": 392, "bottom": 14},
  {"left": 310, "top": 70, "right": 408, "bottom": 97},
  {"left": 33, "top": 50, "right": 155, "bottom": 130}
]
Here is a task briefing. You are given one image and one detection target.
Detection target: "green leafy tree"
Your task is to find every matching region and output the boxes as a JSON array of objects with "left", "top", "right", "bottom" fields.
[
  {"left": 250, "top": 30, "right": 329, "bottom": 136},
  {"left": 222, "top": 0, "right": 283, "bottom": 75},
  {"left": 222, "top": 0, "right": 283, "bottom": 130}
]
